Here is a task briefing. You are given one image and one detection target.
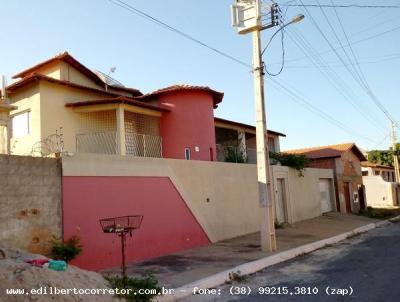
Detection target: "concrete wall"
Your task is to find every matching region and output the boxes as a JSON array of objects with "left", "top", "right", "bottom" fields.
[
  {"left": 62, "top": 154, "right": 334, "bottom": 270},
  {"left": 0, "top": 155, "right": 62, "bottom": 254},
  {"left": 363, "top": 176, "right": 399, "bottom": 207}
]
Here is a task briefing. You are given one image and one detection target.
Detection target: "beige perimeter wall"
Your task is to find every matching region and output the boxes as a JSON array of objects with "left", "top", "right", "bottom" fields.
[
  {"left": 63, "top": 154, "right": 334, "bottom": 243},
  {"left": 363, "top": 176, "right": 399, "bottom": 207}
]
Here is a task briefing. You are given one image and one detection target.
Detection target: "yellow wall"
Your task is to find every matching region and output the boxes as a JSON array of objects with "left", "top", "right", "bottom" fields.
[
  {"left": 62, "top": 154, "right": 335, "bottom": 242},
  {"left": 9, "top": 85, "right": 41, "bottom": 155},
  {"left": 39, "top": 81, "right": 117, "bottom": 153}
]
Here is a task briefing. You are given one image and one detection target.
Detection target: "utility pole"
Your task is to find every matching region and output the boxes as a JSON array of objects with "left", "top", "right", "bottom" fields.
[
  {"left": 232, "top": 0, "right": 277, "bottom": 252},
  {"left": 252, "top": 15, "right": 276, "bottom": 252},
  {"left": 391, "top": 121, "right": 400, "bottom": 182}
]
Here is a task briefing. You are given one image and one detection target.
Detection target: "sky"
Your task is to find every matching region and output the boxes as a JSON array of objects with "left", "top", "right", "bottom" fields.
[{"left": 1, "top": 0, "right": 399, "bottom": 151}]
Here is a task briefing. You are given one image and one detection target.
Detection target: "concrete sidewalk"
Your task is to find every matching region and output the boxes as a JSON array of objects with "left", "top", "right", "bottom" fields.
[{"left": 103, "top": 213, "right": 378, "bottom": 288}]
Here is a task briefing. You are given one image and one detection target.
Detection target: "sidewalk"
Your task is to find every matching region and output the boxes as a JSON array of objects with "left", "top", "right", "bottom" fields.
[{"left": 103, "top": 213, "right": 378, "bottom": 288}]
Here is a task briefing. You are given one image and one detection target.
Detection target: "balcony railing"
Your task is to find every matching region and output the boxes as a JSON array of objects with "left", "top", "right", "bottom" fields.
[{"left": 76, "top": 131, "right": 162, "bottom": 158}]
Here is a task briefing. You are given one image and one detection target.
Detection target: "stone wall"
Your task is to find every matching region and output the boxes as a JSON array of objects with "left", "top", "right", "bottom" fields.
[{"left": 0, "top": 155, "right": 62, "bottom": 254}]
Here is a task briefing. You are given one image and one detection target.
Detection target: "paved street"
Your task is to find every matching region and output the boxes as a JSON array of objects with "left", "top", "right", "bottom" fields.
[{"left": 184, "top": 222, "right": 400, "bottom": 302}]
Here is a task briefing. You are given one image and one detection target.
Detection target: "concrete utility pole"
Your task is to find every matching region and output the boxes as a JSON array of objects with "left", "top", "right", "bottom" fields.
[
  {"left": 231, "top": 0, "right": 276, "bottom": 252},
  {"left": 391, "top": 121, "right": 400, "bottom": 182},
  {"left": 252, "top": 19, "right": 276, "bottom": 252}
]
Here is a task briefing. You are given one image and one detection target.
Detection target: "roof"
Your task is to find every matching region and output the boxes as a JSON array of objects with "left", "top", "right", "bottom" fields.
[
  {"left": 6, "top": 73, "right": 125, "bottom": 97},
  {"left": 361, "top": 161, "right": 394, "bottom": 170},
  {"left": 214, "top": 117, "right": 286, "bottom": 137},
  {"left": 139, "top": 84, "right": 224, "bottom": 108},
  {"left": 65, "top": 96, "right": 170, "bottom": 112},
  {"left": 285, "top": 143, "right": 367, "bottom": 161},
  {"left": 12, "top": 52, "right": 142, "bottom": 96}
]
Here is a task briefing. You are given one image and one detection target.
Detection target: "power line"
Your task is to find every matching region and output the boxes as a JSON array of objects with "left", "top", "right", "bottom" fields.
[
  {"left": 282, "top": 4, "right": 400, "bottom": 9},
  {"left": 298, "top": 0, "right": 396, "bottom": 123},
  {"left": 107, "top": 0, "right": 379, "bottom": 143},
  {"left": 278, "top": 11, "right": 386, "bottom": 133},
  {"left": 107, "top": 0, "right": 251, "bottom": 69}
]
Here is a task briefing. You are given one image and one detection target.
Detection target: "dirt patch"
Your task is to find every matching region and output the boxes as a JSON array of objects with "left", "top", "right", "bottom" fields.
[{"left": 0, "top": 245, "right": 116, "bottom": 302}]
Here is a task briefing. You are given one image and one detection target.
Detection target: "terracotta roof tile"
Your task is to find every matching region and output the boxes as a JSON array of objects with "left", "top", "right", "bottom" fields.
[
  {"left": 12, "top": 52, "right": 142, "bottom": 96},
  {"left": 285, "top": 143, "right": 367, "bottom": 161},
  {"left": 139, "top": 84, "right": 224, "bottom": 108}
]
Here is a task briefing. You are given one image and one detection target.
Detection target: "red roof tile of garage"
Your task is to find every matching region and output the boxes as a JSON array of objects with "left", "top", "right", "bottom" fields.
[
  {"left": 139, "top": 85, "right": 224, "bottom": 108},
  {"left": 285, "top": 143, "right": 367, "bottom": 161}
]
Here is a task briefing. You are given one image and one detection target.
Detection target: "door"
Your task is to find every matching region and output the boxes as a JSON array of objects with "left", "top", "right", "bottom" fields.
[
  {"left": 275, "top": 178, "right": 287, "bottom": 224},
  {"left": 319, "top": 179, "right": 333, "bottom": 213},
  {"left": 343, "top": 182, "right": 352, "bottom": 213}
]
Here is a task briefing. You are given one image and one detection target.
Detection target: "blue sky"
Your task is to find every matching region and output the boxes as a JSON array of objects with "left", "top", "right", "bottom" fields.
[{"left": 1, "top": 0, "right": 399, "bottom": 151}]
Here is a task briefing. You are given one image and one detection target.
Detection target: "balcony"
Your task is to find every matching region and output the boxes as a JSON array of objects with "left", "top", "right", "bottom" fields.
[{"left": 76, "top": 131, "right": 162, "bottom": 158}]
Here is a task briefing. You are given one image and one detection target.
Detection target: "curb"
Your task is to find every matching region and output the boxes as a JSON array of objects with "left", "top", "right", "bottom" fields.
[{"left": 156, "top": 220, "right": 390, "bottom": 302}]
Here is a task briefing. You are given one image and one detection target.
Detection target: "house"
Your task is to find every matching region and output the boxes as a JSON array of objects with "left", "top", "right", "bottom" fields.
[
  {"left": 361, "top": 161, "right": 397, "bottom": 182},
  {"left": 2, "top": 52, "right": 284, "bottom": 160},
  {"left": 361, "top": 161, "right": 400, "bottom": 207},
  {"left": 0, "top": 97, "right": 16, "bottom": 154},
  {"left": 214, "top": 117, "right": 286, "bottom": 163},
  {"left": 285, "top": 143, "right": 367, "bottom": 213}
]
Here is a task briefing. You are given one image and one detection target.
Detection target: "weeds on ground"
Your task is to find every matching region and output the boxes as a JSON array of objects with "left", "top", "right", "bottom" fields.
[
  {"left": 105, "top": 274, "right": 160, "bottom": 302},
  {"left": 359, "top": 207, "right": 400, "bottom": 220},
  {"left": 226, "top": 270, "right": 247, "bottom": 284},
  {"left": 51, "top": 235, "right": 82, "bottom": 262}
]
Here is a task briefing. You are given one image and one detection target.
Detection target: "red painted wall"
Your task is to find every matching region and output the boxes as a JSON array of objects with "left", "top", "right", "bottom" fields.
[
  {"left": 62, "top": 176, "right": 210, "bottom": 271},
  {"left": 158, "top": 91, "right": 217, "bottom": 161}
]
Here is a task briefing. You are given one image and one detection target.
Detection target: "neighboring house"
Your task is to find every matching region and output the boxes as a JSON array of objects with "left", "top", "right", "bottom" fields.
[
  {"left": 0, "top": 97, "right": 16, "bottom": 154},
  {"left": 3, "top": 52, "right": 284, "bottom": 161},
  {"left": 286, "top": 143, "right": 367, "bottom": 213},
  {"left": 361, "top": 161, "right": 400, "bottom": 207},
  {"left": 214, "top": 117, "right": 286, "bottom": 163},
  {"left": 361, "top": 161, "right": 397, "bottom": 182}
]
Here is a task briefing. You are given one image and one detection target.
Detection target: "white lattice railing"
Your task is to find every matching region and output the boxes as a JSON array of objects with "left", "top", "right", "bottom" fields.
[
  {"left": 76, "top": 131, "right": 117, "bottom": 154},
  {"left": 76, "top": 132, "right": 162, "bottom": 158},
  {"left": 125, "top": 133, "right": 162, "bottom": 158}
]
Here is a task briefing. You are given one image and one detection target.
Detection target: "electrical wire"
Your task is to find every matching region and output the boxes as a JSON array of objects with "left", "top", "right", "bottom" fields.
[
  {"left": 106, "top": 0, "right": 381, "bottom": 144},
  {"left": 107, "top": 0, "right": 251, "bottom": 69},
  {"left": 298, "top": 0, "right": 397, "bottom": 124},
  {"left": 282, "top": 4, "right": 400, "bottom": 9}
]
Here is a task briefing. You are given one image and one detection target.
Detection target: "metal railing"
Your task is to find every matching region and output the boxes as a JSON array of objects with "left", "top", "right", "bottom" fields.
[
  {"left": 76, "top": 131, "right": 117, "bottom": 154},
  {"left": 125, "top": 132, "right": 162, "bottom": 158},
  {"left": 76, "top": 131, "right": 162, "bottom": 158}
]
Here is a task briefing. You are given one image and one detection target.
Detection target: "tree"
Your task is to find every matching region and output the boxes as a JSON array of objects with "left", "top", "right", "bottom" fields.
[{"left": 367, "top": 143, "right": 400, "bottom": 167}]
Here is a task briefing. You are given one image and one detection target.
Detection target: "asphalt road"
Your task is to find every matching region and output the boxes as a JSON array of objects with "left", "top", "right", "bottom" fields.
[{"left": 184, "top": 222, "right": 400, "bottom": 302}]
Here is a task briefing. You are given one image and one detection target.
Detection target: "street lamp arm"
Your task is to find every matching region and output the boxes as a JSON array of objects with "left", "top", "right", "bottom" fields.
[{"left": 261, "top": 14, "right": 304, "bottom": 56}]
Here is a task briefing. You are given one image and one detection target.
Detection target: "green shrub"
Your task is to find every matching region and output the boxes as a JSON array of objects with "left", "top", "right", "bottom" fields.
[
  {"left": 224, "top": 146, "right": 247, "bottom": 163},
  {"left": 269, "top": 152, "right": 309, "bottom": 176},
  {"left": 51, "top": 235, "right": 83, "bottom": 262},
  {"left": 106, "top": 274, "right": 161, "bottom": 302}
]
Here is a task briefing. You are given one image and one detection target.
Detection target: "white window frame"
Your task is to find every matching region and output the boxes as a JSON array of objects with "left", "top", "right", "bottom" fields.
[
  {"left": 11, "top": 111, "right": 31, "bottom": 138},
  {"left": 184, "top": 148, "right": 191, "bottom": 160}
]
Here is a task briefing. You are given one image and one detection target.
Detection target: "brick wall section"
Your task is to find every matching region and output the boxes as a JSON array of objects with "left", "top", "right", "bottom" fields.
[
  {"left": 0, "top": 155, "right": 62, "bottom": 254},
  {"left": 307, "top": 158, "right": 336, "bottom": 170}
]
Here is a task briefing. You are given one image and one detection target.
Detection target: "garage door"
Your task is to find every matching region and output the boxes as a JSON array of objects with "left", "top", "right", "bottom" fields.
[{"left": 319, "top": 179, "right": 333, "bottom": 213}]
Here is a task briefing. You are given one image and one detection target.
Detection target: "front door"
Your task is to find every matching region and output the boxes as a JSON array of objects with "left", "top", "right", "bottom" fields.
[
  {"left": 343, "top": 182, "right": 352, "bottom": 213},
  {"left": 358, "top": 185, "right": 366, "bottom": 210}
]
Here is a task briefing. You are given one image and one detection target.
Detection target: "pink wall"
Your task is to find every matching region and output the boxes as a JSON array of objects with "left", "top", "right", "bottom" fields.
[
  {"left": 63, "top": 176, "right": 210, "bottom": 271},
  {"left": 158, "top": 91, "right": 217, "bottom": 161}
]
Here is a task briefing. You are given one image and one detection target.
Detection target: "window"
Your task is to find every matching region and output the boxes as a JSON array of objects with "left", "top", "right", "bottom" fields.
[
  {"left": 268, "top": 137, "right": 276, "bottom": 153},
  {"left": 11, "top": 111, "right": 30, "bottom": 138},
  {"left": 184, "top": 148, "right": 191, "bottom": 160}
]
